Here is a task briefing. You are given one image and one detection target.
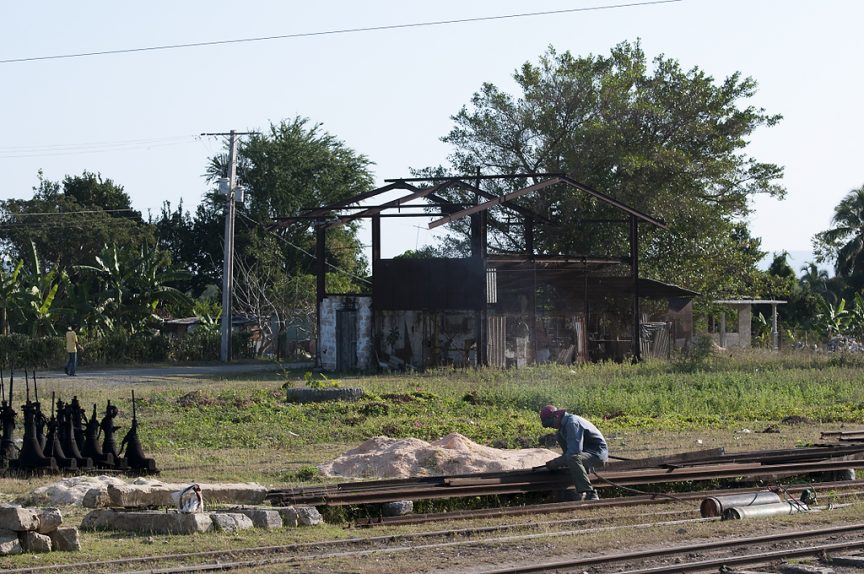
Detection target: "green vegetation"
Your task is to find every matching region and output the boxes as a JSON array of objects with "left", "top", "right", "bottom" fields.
[{"left": 127, "top": 352, "right": 864, "bottom": 459}]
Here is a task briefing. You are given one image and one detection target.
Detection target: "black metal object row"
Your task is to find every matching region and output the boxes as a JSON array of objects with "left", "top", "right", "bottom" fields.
[{"left": 0, "top": 375, "right": 157, "bottom": 475}]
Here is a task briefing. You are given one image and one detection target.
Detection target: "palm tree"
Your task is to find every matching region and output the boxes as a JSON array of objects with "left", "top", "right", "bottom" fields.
[
  {"left": 815, "top": 185, "right": 864, "bottom": 277},
  {"left": 799, "top": 262, "right": 830, "bottom": 298}
]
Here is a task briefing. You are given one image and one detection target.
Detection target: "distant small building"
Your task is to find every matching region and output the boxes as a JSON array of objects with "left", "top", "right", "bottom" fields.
[{"left": 712, "top": 299, "right": 786, "bottom": 350}]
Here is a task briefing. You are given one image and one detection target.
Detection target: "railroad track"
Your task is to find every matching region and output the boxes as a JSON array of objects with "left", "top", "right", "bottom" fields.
[
  {"left": 353, "top": 478, "right": 864, "bottom": 527},
  {"left": 1, "top": 508, "right": 714, "bottom": 574},
  {"left": 479, "top": 522, "right": 864, "bottom": 574},
  {"left": 268, "top": 451, "right": 864, "bottom": 506},
  {"left": 14, "top": 514, "right": 864, "bottom": 574}
]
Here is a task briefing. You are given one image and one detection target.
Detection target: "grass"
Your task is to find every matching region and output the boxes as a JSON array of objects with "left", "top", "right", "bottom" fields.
[{"left": 40, "top": 350, "right": 864, "bottom": 453}]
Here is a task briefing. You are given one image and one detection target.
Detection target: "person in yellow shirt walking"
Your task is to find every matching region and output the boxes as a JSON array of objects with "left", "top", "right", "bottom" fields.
[{"left": 65, "top": 325, "right": 80, "bottom": 376}]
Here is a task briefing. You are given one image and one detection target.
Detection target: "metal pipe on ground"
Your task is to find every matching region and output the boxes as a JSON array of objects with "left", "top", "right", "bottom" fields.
[
  {"left": 724, "top": 501, "right": 809, "bottom": 520},
  {"left": 700, "top": 491, "right": 783, "bottom": 517}
]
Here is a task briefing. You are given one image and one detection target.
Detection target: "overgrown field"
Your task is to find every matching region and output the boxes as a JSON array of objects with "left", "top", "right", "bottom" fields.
[
  {"left": 135, "top": 350, "right": 864, "bottom": 451},
  {"left": 9, "top": 350, "right": 864, "bottom": 488},
  {"left": 14, "top": 350, "right": 845, "bottom": 485}
]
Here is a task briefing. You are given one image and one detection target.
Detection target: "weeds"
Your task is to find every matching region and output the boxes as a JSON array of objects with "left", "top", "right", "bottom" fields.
[{"left": 125, "top": 351, "right": 864, "bottom": 456}]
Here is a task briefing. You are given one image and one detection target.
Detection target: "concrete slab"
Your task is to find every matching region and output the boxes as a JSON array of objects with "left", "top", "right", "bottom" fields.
[
  {"left": 81, "top": 509, "right": 213, "bottom": 534},
  {"left": 49, "top": 527, "right": 81, "bottom": 552},
  {"left": 104, "top": 482, "right": 267, "bottom": 508},
  {"left": 278, "top": 505, "right": 323, "bottom": 527},
  {"left": 19, "top": 531, "right": 52, "bottom": 553},
  {"left": 224, "top": 508, "right": 283, "bottom": 529},
  {"left": 210, "top": 513, "right": 254, "bottom": 532},
  {"left": 0, "top": 508, "right": 39, "bottom": 532},
  {"left": 0, "top": 529, "right": 23, "bottom": 556}
]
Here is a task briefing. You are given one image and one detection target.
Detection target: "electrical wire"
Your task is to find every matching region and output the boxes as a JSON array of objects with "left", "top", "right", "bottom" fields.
[
  {"left": 1, "top": 1, "right": 684, "bottom": 65},
  {"left": 1, "top": 209, "right": 135, "bottom": 217},
  {"left": 235, "top": 210, "right": 371, "bottom": 285},
  {"left": 591, "top": 469, "right": 689, "bottom": 502},
  {"left": 0, "top": 136, "right": 199, "bottom": 159}
]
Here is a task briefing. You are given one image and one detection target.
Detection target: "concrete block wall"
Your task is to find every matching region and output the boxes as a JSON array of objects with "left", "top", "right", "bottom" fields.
[{"left": 319, "top": 296, "right": 372, "bottom": 371}]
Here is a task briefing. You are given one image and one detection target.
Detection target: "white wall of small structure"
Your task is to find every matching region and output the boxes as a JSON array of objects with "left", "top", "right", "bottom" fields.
[{"left": 319, "top": 295, "right": 372, "bottom": 371}]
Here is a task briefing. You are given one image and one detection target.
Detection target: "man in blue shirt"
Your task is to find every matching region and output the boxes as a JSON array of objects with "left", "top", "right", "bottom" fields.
[{"left": 540, "top": 404, "right": 608, "bottom": 501}]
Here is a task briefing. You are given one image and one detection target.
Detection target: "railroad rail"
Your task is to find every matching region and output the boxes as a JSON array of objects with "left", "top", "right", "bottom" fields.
[
  {"left": 9, "top": 514, "right": 864, "bottom": 574},
  {"left": 479, "top": 522, "right": 864, "bottom": 574},
  {"left": 353, "top": 478, "right": 864, "bottom": 527},
  {"left": 267, "top": 444, "right": 864, "bottom": 506},
  {"left": 1, "top": 509, "right": 714, "bottom": 574}
]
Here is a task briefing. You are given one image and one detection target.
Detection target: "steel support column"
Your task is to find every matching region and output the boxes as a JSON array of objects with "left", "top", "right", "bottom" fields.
[
  {"left": 371, "top": 216, "right": 381, "bottom": 365},
  {"left": 630, "top": 215, "right": 641, "bottom": 362},
  {"left": 315, "top": 222, "right": 326, "bottom": 368},
  {"left": 471, "top": 212, "right": 487, "bottom": 366}
]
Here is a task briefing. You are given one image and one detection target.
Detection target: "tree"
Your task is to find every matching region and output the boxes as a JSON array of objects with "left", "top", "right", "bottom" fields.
[
  {"left": 814, "top": 184, "right": 864, "bottom": 279},
  {"left": 425, "top": 41, "right": 784, "bottom": 299},
  {"left": 0, "top": 171, "right": 152, "bottom": 271},
  {"left": 799, "top": 262, "right": 830, "bottom": 298},
  {"left": 755, "top": 252, "right": 821, "bottom": 337},
  {"left": 76, "top": 243, "right": 192, "bottom": 334},
  {"left": 198, "top": 118, "right": 374, "bottom": 347},
  {"left": 151, "top": 200, "right": 217, "bottom": 296}
]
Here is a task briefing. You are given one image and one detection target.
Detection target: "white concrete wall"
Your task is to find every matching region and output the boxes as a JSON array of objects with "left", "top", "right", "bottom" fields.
[{"left": 319, "top": 296, "right": 372, "bottom": 371}]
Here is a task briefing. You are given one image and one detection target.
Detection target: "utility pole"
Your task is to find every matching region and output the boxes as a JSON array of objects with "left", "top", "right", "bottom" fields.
[{"left": 201, "top": 130, "right": 256, "bottom": 362}]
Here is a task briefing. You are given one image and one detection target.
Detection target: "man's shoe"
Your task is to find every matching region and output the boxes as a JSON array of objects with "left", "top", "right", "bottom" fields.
[{"left": 582, "top": 490, "right": 600, "bottom": 501}]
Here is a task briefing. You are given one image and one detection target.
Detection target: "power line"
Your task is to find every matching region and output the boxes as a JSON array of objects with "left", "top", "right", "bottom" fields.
[
  {"left": 1, "top": 1, "right": 684, "bottom": 65},
  {"left": 235, "top": 211, "right": 371, "bottom": 286},
  {"left": 2, "top": 209, "right": 136, "bottom": 217},
  {"left": 0, "top": 136, "right": 198, "bottom": 159}
]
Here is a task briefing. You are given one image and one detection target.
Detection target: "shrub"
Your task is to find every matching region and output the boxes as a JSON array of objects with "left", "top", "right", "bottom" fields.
[{"left": 173, "top": 330, "right": 219, "bottom": 362}]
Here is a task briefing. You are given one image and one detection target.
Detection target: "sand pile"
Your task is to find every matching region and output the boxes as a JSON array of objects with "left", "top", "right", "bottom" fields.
[{"left": 319, "top": 433, "right": 558, "bottom": 479}]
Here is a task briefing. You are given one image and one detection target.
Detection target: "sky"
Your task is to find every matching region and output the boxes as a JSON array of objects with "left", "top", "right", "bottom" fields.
[{"left": 2, "top": 0, "right": 861, "bottom": 273}]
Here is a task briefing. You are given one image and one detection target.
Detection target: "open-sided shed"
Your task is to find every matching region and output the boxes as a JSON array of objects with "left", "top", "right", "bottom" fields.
[{"left": 277, "top": 173, "right": 697, "bottom": 371}]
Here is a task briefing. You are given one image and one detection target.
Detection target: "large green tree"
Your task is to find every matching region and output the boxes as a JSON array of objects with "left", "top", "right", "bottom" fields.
[
  {"left": 183, "top": 118, "right": 375, "bottom": 351},
  {"left": 426, "top": 41, "right": 784, "bottom": 299},
  {"left": 203, "top": 118, "right": 373, "bottom": 283},
  {"left": 0, "top": 171, "right": 152, "bottom": 270}
]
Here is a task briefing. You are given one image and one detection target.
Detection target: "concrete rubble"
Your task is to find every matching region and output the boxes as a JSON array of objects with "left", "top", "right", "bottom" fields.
[
  {"left": 279, "top": 505, "right": 324, "bottom": 527},
  {"left": 0, "top": 506, "right": 78, "bottom": 555},
  {"left": 49, "top": 527, "right": 81, "bottom": 552},
  {"left": 31, "top": 475, "right": 127, "bottom": 506},
  {"left": 80, "top": 505, "right": 327, "bottom": 535},
  {"left": 382, "top": 500, "right": 414, "bottom": 517},
  {"left": 210, "top": 513, "right": 254, "bottom": 532},
  {"left": 30, "top": 476, "right": 268, "bottom": 509},
  {"left": 81, "top": 509, "right": 214, "bottom": 535},
  {"left": 221, "top": 507, "right": 284, "bottom": 529},
  {"left": 20, "top": 531, "right": 52, "bottom": 553},
  {"left": 94, "top": 480, "right": 268, "bottom": 508}
]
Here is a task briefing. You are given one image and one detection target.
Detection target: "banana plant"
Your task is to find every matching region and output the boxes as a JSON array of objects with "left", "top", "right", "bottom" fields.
[
  {"left": 0, "top": 260, "right": 24, "bottom": 336},
  {"left": 14, "top": 242, "right": 63, "bottom": 337},
  {"left": 78, "top": 242, "right": 192, "bottom": 334},
  {"left": 815, "top": 297, "right": 850, "bottom": 338}
]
